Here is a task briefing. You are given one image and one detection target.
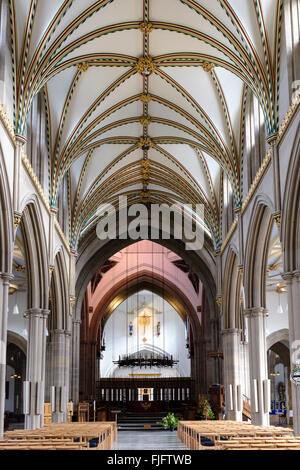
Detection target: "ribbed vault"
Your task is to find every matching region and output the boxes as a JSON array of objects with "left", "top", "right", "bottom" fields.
[{"left": 10, "top": 0, "right": 283, "bottom": 250}]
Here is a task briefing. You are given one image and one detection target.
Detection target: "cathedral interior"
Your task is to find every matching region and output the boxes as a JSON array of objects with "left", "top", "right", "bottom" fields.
[{"left": 0, "top": 0, "right": 299, "bottom": 452}]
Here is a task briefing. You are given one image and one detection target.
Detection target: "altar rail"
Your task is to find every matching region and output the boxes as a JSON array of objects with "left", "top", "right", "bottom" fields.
[{"left": 96, "top": 377, "right": 193, "bottom": 402}]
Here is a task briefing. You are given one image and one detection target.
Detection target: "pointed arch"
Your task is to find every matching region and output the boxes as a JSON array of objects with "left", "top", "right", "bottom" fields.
[
  {"left": 19, "top": 195, "right": 49, "bottom": 309},
  {"left": 90, "top": 270, "right": 200, "bottom": 344},
  {"left": 244, "top": 195, "right": 274, "bottom": 309},
  {"left": 223, "top": 247, "right": 242, "bottom": 329},
  {"left": 0, "top": 144, "right": 13, "bottom": 273},
  {"left": 50, "top": 249, "right": 69, "bottom": 330}
]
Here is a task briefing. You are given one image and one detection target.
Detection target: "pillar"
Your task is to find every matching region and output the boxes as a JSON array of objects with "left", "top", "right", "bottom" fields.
[
  {"left": 89, "top": 341, "right": 97, "bottom": 400},
  {"left": 48, "top": 207, "right": 58, "bottom": 271},
  {"left": 191, "top": 339, "right": 206, "bottom": 401},
  {"left": 222, "top": 329, "right": 243, "bottom": 421},
  {"left": 283, "top": 271, "right": 300, "bottom": 435},
  {"left": 71, "top": 319, "right": 81, "bottom": 407},
  {"left": 24, "top": 308, "right": 49, "bottom": 429},
  {"left": 13, "top": 135, "right": 26, "bottom": 215},
  {"left": 0, "top": 273, "right": 12, "bottom": 438},
  {"left": 64, "top": 330, "right": 71, "bottom": 406},
  {"left": 267, "top": 134, "right": 281, "bottom": 226},
  {"left": 244, "top": 307, "right": 270, "bottom": 425},
  {"left": 51, "top": 329, "right": 68, "bottom": 422}
]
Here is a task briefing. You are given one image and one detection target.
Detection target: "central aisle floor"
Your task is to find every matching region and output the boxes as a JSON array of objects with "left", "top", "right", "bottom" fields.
[{"left": 111, "top": 430, "right": 188, "bottom": 450}]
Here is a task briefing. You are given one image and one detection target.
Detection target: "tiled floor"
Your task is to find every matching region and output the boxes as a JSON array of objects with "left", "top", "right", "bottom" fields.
[{"left": 112, "top": 431, "right": 188, "bottom": 450}]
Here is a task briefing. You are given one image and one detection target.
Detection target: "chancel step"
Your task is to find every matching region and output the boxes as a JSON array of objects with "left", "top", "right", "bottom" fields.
[{"left": 117, "top": 413, "right": 172, "bottom": 431}]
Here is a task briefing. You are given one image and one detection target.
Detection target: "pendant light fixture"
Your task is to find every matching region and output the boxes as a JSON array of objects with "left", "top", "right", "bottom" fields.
[
  {"left": 277, "top": 287, "right": 283, "bottom": 314},
  {"left": 22, "top": 311, "right": 28, "bottom": 337},
  {"left": 21, "top": 328, "right": 28, "bottom": 338},
  {"left": 12, "top": 290, "right": 20, "bottom": 315},
  {"left": 13, "top": 304, "right": 20, "bottom": 315}
]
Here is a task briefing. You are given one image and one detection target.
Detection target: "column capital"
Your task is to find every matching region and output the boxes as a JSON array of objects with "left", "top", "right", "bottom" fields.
[
  {"left": 266, "top": 133, "right": 278, "bottom": 146},
  {"left": 0, "top": 272, "right": 13, "bottom": 282},
  {"left": 237, "top": 264, "right": 243, "bottom": 275},
  {"left": 13, "top": 211, "right": 22, "bottom": 229},
  {"left": 273, "top": 211, "right": 281, "bottom": 229},
  {"left": 25, "top": 308, "right": 50, "bottom": 318},
  {"left": 70, "top": 249, "right": 78, "bottom": 258},
  {"left": 244, "top": 307, "right": 268, "bottom": 318},
  {"left": 52, "top": 329, "right": 65, "bottom": 335},
  {"left": 50, "top": 206, "right": 58, "bottom": 216},
  {"left": 234, "top": 206, "right": 242, "bottom": 216},
  {"left": 64, "top": 330, "right": 72, "bottom": 337},
  {"left": 15, "top": 134, "right": 27, "bottom": 145},
  {"left": 221, "top": 328, "right": 242, "bottom": 336},
  {"left": 282, "top": 270, "right": 300, "bottom": 282},
  {"left": 73, "top": 319, "right": 81, "bottom": 325}
]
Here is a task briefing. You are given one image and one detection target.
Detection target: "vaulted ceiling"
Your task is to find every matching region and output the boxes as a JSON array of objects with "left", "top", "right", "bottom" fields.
[{"left": 10, "top": 0, "right": 283, "bottom": 250}]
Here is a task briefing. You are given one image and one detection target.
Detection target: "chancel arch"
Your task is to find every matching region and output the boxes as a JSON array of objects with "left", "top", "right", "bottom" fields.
[{"left": 78, "top": 240, "right": 218, "bottom": 410}]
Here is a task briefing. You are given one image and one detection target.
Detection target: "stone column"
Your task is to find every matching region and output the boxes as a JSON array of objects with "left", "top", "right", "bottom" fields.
[
  {"left": 222, "top": 329, "right": 243, "bottom": 421},
  {"left": 71, "top": 319, "right": 81, "bottom": 407},
  {"left": 0, "top": 273, "right": 12, "bottom": 438},
  {"left": 267, "top": 134, "right": 281, "bottom": 227},
  {"left": 244, "top": 307, "right": 270, "bottom": 426},
  {"left": 191, "top": 339, "right": 206, "bottom": 401},
  {"left": 64, "top": 330, "right": 71, "bottom": 405},
  {"left": 13, "top": 135, "right": 26, "bottom": 214},
  {"left": 25, "top": 308, "right": 49, "bottom": 429},
  {"left": 240, "top": 340, "right": 250, "bottom": 399},
  {"left": 51, "top": 329, "right": 68, "bottom": 422},
  {"left": 48, "top": 207, "right": 58, "bottom": 271},
  {"left": 84, "top": 341, "right": 97, "bottom": 400},
  {"left": 44, "top": 336, "right": 53, "bottom": 403},
  {"left": 283, "top": 271, "right": 300, "bottom": 435}
]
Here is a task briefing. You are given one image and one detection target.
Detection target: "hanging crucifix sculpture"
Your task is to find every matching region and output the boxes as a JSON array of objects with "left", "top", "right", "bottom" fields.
[{"left": 141, "top": 312, "right": 148, "bottom": 334}]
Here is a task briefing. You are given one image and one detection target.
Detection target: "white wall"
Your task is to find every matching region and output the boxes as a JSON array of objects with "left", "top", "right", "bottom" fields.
[
  {"left": 7, "top": 290, "right": 29, "bottom": 340},
  {"left": 266, "top": 290, "right": 289, "bottom": 336},
  {"left": 101, "top": 290, "right": 190, "bottom": 378}
]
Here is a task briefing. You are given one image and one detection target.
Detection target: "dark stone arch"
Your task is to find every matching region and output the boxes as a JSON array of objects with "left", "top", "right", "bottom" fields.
[{"left": 7, "top": 330, "right": 27, "bottom": 356}]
